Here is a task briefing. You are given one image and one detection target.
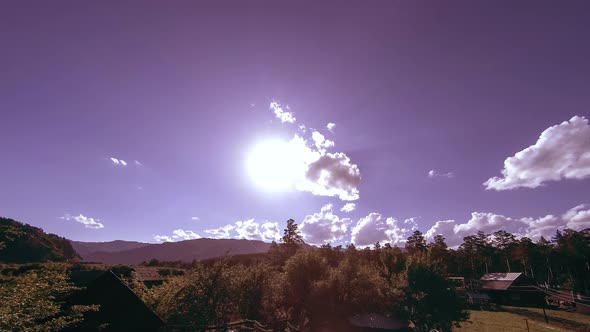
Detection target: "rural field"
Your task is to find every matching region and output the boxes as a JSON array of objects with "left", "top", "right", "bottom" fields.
[{"left": 456, "top": 308, "right": 590, "bottom": 332}]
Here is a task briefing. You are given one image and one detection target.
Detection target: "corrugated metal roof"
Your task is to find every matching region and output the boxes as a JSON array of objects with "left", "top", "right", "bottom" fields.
[{"left": 480, "top": 272, "right": 522, "bottom": 281}]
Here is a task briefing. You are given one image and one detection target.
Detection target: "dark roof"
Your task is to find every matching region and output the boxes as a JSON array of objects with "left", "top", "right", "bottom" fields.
[
  {"left": 72, "top": 271, "right": 164, "bottom": 331},
  {"left": 480, "top": 273, "right": 522, "bottom": 290},
  {"left": 133, "top": 267, "right": 163, "bottom": 281}
]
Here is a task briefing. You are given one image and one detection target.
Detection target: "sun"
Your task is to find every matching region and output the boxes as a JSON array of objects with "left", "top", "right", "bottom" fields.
[{"left": 246, "top": 139, "right": 301, "bottom": 192}]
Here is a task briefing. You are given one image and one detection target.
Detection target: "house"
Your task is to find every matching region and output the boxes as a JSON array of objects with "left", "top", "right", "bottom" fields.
[
  {"left": 133, "top": 267, "right": 164, "bottom": 287},
  {"left": 479, "top": 272, "right": 544, "bottom": 306},
  {"left": 67, "top": 271, "right": 164, "bottom": 331}
]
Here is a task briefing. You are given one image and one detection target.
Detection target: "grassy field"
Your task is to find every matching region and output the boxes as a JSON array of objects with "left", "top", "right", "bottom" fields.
[{"left": 455, "top": 308, "right": 590, "bottom": 332}]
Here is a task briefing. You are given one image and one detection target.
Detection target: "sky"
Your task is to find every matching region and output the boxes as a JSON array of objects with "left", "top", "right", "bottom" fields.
[{"left": 1, "top": 1, "right": 589, "bottom": 246}]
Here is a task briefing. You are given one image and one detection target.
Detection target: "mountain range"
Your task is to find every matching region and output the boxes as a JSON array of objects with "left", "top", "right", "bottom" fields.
[{"left": 69, "top": 238, "right": 272, "bottom": 264}]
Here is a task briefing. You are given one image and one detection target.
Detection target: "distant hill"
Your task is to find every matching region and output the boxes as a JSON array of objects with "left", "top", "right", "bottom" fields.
[
  {"left": 78, "top": 238, "right": 273, "bottom": 264},
  {"left": 70, "top": 240, "right": 149, "bottom": 259},
  {"left": 0, "top": 217, "right": 80, "bottom": 263}
]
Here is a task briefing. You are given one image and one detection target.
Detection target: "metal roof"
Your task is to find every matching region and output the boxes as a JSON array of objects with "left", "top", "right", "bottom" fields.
[{"left": 480, "top": 272, "right": 522, "bottom": 281}]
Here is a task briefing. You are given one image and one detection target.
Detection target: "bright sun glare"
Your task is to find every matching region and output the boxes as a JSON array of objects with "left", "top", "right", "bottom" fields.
[{"left": 246, "top": 139, "right": 300, "bottom": 192}]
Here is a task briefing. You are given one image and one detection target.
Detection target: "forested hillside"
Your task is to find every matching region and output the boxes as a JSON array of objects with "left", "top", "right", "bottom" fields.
[{"left": 0, "top": 217, "right": 80, "bottom": 263}]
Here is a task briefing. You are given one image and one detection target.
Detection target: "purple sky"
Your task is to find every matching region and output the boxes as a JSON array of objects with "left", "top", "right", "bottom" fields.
[{"left": 1, "top": 1, "right": 589, "bottom": 246}]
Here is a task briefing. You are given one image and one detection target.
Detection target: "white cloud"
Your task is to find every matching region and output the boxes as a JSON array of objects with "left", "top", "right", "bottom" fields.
[
  {"left": 300, "top": 152, "right": 361, "bottom": 201},
  {"left": 153, "top": 235, "right": 173, "bottom": 242},
  {"left": 425, "top": 220, "right": 458, "bottom": 244},
  {"left": 563, "top": 204, "right": 590, "bottom": 229},
  {"left": 261, "top": 100, "right": 361, "bottom": 201},
  {"left": 485, "top": 116, "right": 590, "bottom": 190},
  {"left": 205, "top": 219, "right": 281, "bottom": 242},
  {"left": 311, "top": 131, "right": 335, "bottom": 153},
  {"left": 269, "top": 101, "right": 296, "bottom": 123},
  {"left": 520, "top": 215, "right": 562, "bottom": 240},
  {"left": 153, "top": 228, "right": 201, "bottom": 242},
  {"left": 191, "top": 216, "right": 200, "bottom": 221},
  {"left": 351, "top": 213, "right": 411, "bottom": 247},
  {"left": 340, "top": 203, "right": 356, "bottom": 213},
  {"left": 134, "top": 160, "right": 142, "bottom": 166},
  {"left": 204, "top": 225, "right": 235, "bottom": 239},
  {"left": 300, "top": 204, "right": 352, "bottom": 244},
  {"left": 251, "top": 134, "right": 361, "bottom": 201},
  {"left": 110, "top": 157, "right": 127, "bottom": 166},
  {"left": 327, "top": 122, "right": 336, "bottom": 132},
  {"left": 424, "top": 204, "right": 590, "bottom": 247},
  {"left": 428, "top": 169, "right": 454, "bottom": 178},
  {"left": 61, "top": 214, "right": 104, "bottom": 229},
  {"left": 404, "top": 217, "right": 419, "bottom": 231}
]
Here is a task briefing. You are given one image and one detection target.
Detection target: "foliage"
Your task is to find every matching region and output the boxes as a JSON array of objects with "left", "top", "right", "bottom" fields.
[
  {"left": 402, "top": 263, "right": 469, "bottom": 332},
  {"left": 0, "top": 263, "right": 97, "bottom": 331},
  {"left": 0, "top": 217, "right": 80, "bottom": 263}
]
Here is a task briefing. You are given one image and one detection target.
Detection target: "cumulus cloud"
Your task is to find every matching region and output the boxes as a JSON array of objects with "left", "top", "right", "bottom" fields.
[
  {"left": 153, "top": 228, "right": 201, "bottom": 242},
  {"left": 61, "top": 214, "right": 104, "bottom": 229},
  {"left": 311, "top": 131, "right": 335, "bottom": 153},
  {"left": 261, "top": 100, "right": 361, "bottom": 201},
  {"left": 300, "top": 152, "right": 361, "bottom": 201},
  {"left": 425, "top": 204, "right": 590, "bottom": 247},
  {"left": 191, "top": 216, "right": 200, "bottom": 221},
  {"left": 299, "top": 204, "right": 352, "bottom": 244},
  {"left": 204, "top": 225, "right": 235, "bottom": 239},
  {"left": 341, "top": 203, "right": 356, "bottom": 213},
  {"left": 110, "top": 157, "right": 127, "bottom": 166},
  {"left": 563, "top": 204, "right": 590, "bottom": 229},
  {"left": 327, "top": 122, "right": 336, "bottom": 132},
  {"left": 351, "top": 213, "right": 412, "bottom": 247},
  {"left": 484, "top": 116, "right": 590, "bottom": 190},
  {"left": 269, "top": 101, "right": 296, "bottom": 123},
  {"left": 205, "top": 219, "right": 281, "bottom": 242},
  {"left": 428, "top": 169, "right": 454, "bottom": 178},
  {"left": 258, "top": 134, "right": 360, "bottom": 201}
]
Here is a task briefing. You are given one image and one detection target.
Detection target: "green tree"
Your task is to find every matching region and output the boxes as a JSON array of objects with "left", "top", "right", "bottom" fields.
[
  {"left": 406, "top": 230, "right": 427, "bottom": 256},
  {"left": 429, "top": 235, "right": 449, "bottom": 270},
  {"left": 281, "top": 219, "right": 305, "bottom": 257},
  {"left": 0, "top": 264, "right": 97, "bottom": 332},
  {"left": 402, "top": 264, "right": 469, "bottom": 332}
]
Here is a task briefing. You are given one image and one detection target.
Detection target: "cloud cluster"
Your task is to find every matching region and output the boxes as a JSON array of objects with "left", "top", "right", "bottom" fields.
[
  {"left": 300, "top": 152, "right": 361, "bottom": 201},
  {"left": 485, "top": 116, "right": 590, "bottom": 190},
  {"left": 110, "top": 157, "right": 127, "bottom": 166},
  {"left": 341, "top": 203, "right": 356, "bottom": 213},
  {"left": 311, "top": 131, "right": 335, "bottom": 153},
  {"left": 153, "top": 229, "right": 201, "bottom": 242},
  {"left": 269, "top": 101, "right": 296, "bottom": 123},
  {"left": 61, "top": 213, "right": 104, "bottom": 229},
  {"left": 110, "top": 157, "right": 143, "bottom": 167},
  {"left": 299, "top": 204, "right": 352, "bottom": 245},
  {"left": 350, "top": 213, "right": 413, "bottom": 247},
  {"left": 205, "top": 219, "right": 281, "bottom": 242},
  {"left": 425, "top": 204, "right": 590, "bottom": 247},
  {"left": 428, "top": 169, "right": 454, "bottom": 178},
  {"left": 263, "top": 100, "right": 361, "bottom": 201}
]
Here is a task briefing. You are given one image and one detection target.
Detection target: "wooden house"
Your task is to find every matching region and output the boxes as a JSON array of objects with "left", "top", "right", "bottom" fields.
[
  {"left": 67, "top": 271, "right": 164, "bottom": 331},
  {"left": 479, "top": 272, "right": 544, "bottom": 306}
]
